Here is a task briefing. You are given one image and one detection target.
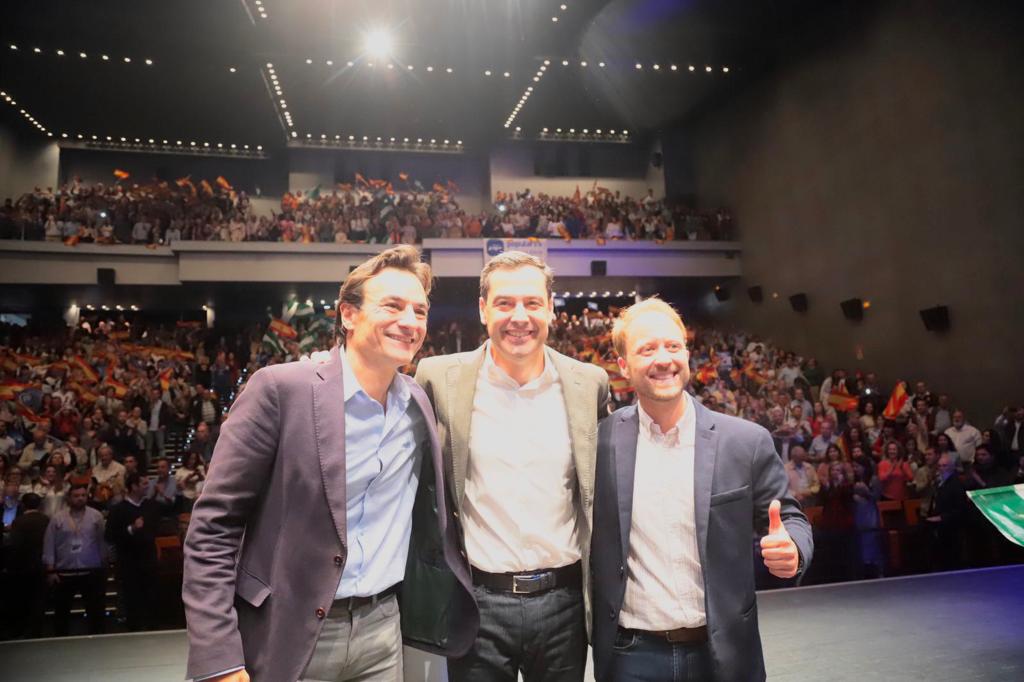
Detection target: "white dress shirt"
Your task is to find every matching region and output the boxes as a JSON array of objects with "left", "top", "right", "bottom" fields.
[
  {"left": 464, "top": 344, "right": 580, "bottom": 573},
  {"left": 620, "top": 392, "right": 707, "bottom": 630}
]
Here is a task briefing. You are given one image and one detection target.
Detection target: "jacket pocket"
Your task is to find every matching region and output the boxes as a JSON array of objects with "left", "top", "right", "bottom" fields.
[
  {"left": 235, "top": 567, "right": 272, "bottom": 608},
  {"left": 710, "top": 485, "right": 750, "bottom": 506}
]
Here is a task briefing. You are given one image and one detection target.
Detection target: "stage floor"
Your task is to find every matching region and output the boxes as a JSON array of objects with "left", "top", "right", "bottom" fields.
[{"left": 2, "top": 565, "right": 1022, "bottom": 681}]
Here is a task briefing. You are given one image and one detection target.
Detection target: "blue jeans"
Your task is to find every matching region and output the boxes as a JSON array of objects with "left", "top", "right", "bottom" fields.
[
  {"left": 610, "top": 628, "right": 712, "bottom": 682},
  {"left": 447, "top": 584, "right": 587, "bottom": 682}
]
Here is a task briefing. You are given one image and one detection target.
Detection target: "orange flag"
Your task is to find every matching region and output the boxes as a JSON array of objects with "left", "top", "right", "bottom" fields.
[
  {"left": 102, "top": 376, "right": 129, "bottom": 398},
  {"left": 269, "top": 318, "right": 298, "bottom": 340},
  {"left": 398, "top": 172, "right": 409, "bottom": 182},
  {"left": 73, "top": 356, "right": 99, "bottom": 384},
  {"left": 113, "top": 169, "right": 130, "bottom": 180},
  {"left": 199, "top": 179, "right": 214, "bottom": 196},
  {"left": 159, "top": 367, "right": 174, "bottom": 391},
  {"left": 216, "top": 176, "right": 233, "bottom": 191},
  {"left": 882, "top": 381, "right": 909, "bottom": 420},
  {"left": 827, "top": 389, "right": 859, "bottom": 413}
]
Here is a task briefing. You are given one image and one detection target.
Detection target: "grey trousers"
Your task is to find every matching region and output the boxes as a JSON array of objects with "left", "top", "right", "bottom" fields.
[
  {"left": 447, "top": 584, "right": 587, "bottom": 682},
  {"left": 301, "top": 594, "right": 403, "bottom": 682}
]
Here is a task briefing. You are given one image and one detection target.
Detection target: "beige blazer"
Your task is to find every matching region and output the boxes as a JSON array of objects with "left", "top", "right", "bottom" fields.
[{"left": 415, "top": 344, "right": 609, "bottom": 638}]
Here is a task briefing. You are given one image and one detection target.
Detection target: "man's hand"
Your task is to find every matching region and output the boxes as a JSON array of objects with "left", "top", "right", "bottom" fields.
[
  {"left": 207, "top": 670, "right": 250, "bottom": 682},
  {"left": 760, "top": 500, "right": 800, "bottom": 579}
]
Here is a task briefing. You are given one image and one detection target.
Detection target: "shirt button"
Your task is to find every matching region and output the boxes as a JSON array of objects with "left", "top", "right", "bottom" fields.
[
  {"left": 609, "top": 609, "right": 617, "bottom": 621},
  {"left": 334, "top": 555, "right": 343, "bottom": 566},
  {"left": 315, "top": 607, "right": 326, "bottom": 619},
  {"left": 619, "top": 565, "right": 625, "bottom": 578}
]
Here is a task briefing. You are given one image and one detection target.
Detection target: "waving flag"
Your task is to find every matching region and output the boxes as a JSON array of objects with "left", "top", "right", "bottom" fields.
[
  {"left": 216, "top": 176, "right": 233, "bottom": 191},
  {"left": 883, "top": 381, "right": 909, "bottom": 420},
  {"left": 73, "top": 355, "right": 100, "bottom": 383},
  {"left": 827, "top": 389, "right": 859, "bottom": 413},
  {"left": 268, "top": 318, "right": 298, "bottom": 340},
  {"left": 113, "top": 169, "right": 130, "bottom": 180}
]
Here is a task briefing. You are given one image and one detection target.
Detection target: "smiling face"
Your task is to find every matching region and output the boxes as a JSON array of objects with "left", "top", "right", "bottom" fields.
[
  {"left": 479, "top": 265, "right": 553, "bottom": 367},
  {"left": 341, "top": 267, "right": 428, "bottom": 370},
  {"left": 617, "top": 310, "right": 691, "bottom": 404}
]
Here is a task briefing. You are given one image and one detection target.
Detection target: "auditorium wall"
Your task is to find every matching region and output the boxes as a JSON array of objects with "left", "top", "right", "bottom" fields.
[
  {"left": 0, "top": 122, "right": 60, "bottom": 201},
  {"left": 688, "top": 1, "right": 1024, "bottom": 419},
  {"left": 489, "top": 140, "right": 665, "bottom": 201}
]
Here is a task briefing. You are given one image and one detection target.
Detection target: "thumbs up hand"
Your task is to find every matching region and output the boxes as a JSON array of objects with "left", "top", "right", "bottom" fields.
[{"left": 760, "top": 500, "right": 800, "bottom": 579}]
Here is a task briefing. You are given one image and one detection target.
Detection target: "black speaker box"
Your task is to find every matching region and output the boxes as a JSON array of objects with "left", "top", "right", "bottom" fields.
[
  {"left": 590, "top": 260, "right": 607, "bottom": 276},
  {"left": 840, "top": 298, "right": 864, "bottom": 321},
  {"left": 789, "top": 293, "right": 808, "bottom": 313},
  {"left": 97, "top": 268, "right": 116, "bottom": 287},
  {"left": 748, "top": 286, "right": 763, "bottom": 303},
  {"left": 920, "top": 305, "right": 950, "bottom": 332}
]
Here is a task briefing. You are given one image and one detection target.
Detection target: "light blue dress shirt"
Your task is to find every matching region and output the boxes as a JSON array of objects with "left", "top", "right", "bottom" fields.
[{"left": 336, "top": 350, "right": 426, "bottom": 599}]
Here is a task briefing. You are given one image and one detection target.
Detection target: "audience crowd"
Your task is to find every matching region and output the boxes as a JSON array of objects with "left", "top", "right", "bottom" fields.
[
  {"left": 0, "top": 179, "right": 732, "bottom": 245},
  {"left": 1, "top": 304, "right": 1021, "bottom": 639}
]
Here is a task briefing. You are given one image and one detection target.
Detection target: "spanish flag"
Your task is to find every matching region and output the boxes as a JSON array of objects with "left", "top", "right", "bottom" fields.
[
  {"left": 827, "top": 389, "right": 859, "bottom": 413},
  {"left": 269, "top": 318, "right": 298, "bottom": 340},
  {"left": 102, "top": 376, "right": 129, "bottom": 398},
  {"left": 355, "top": 173, "right": 368, "bottom": 187},
  {"left": 159, "top": 367, "right": 174, "bottom": 391},
  {"left": 216, "top": 176, "right": 233, "bottom": 191},
  {"left": 882, "top": 381, "right": 909, "bottom": 420},
  {"left": 398, "top": 172, "right": 409, "bottom": 182},
  {"left": 0, "top": 381, "right": 31, "bottom": 401},
  {"left": 113, "top": 169, "right": 130, "bottom": 180},
  {"left": 696, "top": 364, "right": 718, "bottom": 385},
  {"left": 73, "top": 356, "right": 100, "bottom": 384},
  {"left": 199, "top": 179, "right": 214, "bottom": 196}
]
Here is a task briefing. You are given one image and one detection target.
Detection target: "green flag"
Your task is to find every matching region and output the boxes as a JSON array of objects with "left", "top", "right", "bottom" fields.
[
  {"left": 293, "top": 298, "right": 316, "bottom": 319},
  {"left": 298, "top": 332, "right": 318, "bottom": 354},
  {"left": 967, "top": 484, "right": 1024, "bottom": 547},
  {"left": 281, "top": 294, "right": 299, "bottom": 323}
]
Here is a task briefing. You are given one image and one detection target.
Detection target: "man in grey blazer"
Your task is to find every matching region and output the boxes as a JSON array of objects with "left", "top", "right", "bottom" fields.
[
  {"left": 591, "top": 298, "right": 812, "bottom": 682},
  {"left": 182, "top": 246, "right": 478, "bottom": 682},
  {"left": 415, "top": 251, "right": 608, "bottom": 681}
]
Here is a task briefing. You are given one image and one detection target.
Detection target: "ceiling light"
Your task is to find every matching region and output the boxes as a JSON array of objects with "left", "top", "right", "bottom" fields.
[
  {"left": 145, "top": 58, "right": 153, "bottom": 65},
  {"left": 79, "top": 52, "right": 87, "bottom": 58},
  {"left": 598, "top": 61, "right": 605, "bottom": 67},
  {"left": 417, "top": 138, "right": 422, "bottom": 143},
  {"left": 256, "top": 145, "right": 263, "bottom": 150},
  {"left": 542, "top": 127, "right": 549, "bottom": 132},
  {"left": 723, "top": 66, "right": 730, "bottom": 73},
  {"left": 229, "top": 67, "right": 236, "bottom": 73},
  {"left": 61, "top": 133, "right": 68, "bottom": 138},
  {"left": 580, "top": 61, "right": 587, "bottom": 67},
  {"left": 653, "top": 64, "right": 660, "bottom": 70},
  {"left": 705, "top": 65, "right": 712, "bottom": 72},
  {"left": 457, "top": 140, "right": 462, "bottom": 145},
  {"left": 347, "top": 61, "right": 354, "bottom": 67},
  {"left": 33, "top": 47, "right": 41, "bottom": 53},
  {"left": 551, "top": 17, "right": 558, "bottom": 22},
  {"left": 515, "top": 127, "right": 521, "bottom": 132},
  {"left": 688, "top": 65, "right": 695, "bottom": 72},
  {"left": 556, "top": 128, "right": 562, "bottom": 133},
  {"left": 326, "top": 60, "right": 333, "bottom": 66},
  {"left": 101, "top": 54, "right": 109, "bottom": 61},
  {"left": 562, "top": 59, "right": 569, "bottom": 66},
  {"left": 403, "top": 137, "right": 409, "bottom": 142},
  {"left": 484, "top": 70, "right": 491, "bottom": 76},
  {"left": 407, "top": 64, "right": 414, "bottom": 70},
  {"left": 503, "top": 71, "right": 510, "bottom": 77},
  {"left": 583, "top": 128, "right": 588, "bottom": 133},
  {"left": 305, "top": 58, "right": 313, "bottom": 64},
  {"left": 561, "top": 3, "right": 568, "bottom": 9},
  {"left": 123, "top": 56, "right": 131, "bottom": 63},
  {"left": 387, "top": 63, "right": 394, "bottom": 69},
  {"left": 635, "top": 63, "right": 642, "bottom": 69},
  {"left": 56, "top": 49, "right": 65, "bottom": 56},
  {"left": 446, "top": 66, "right": 453, "bottom": 73},
  {"left": 430, "top": 138, "right": 436, "bottom": 144},
  {"left": 569, "top": 128, "right": 575, "bottom": 133},
  {"left": 533, "top": 76, "right": 539, "bottom": 82},
  {"left": 363, "top": 28, "right": 394, "bottom": 59},
  {"left": 671, "top": 64, "right": 678, "bottom": 71},
  {"left": 363, "top": 135, "right": 368, "bottom": 141},
  {"left": 426, "top": 66, "right": 433, "bottom": 72}
]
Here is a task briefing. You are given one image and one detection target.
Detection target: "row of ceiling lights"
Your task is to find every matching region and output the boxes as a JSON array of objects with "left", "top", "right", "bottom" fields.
[
  {"left": 2, "top": 89, "right": 51, "bottom": 136},
  {"left": 301, "top": 58, "right": 465, "bottom": 75},
  {"left": 561, "top": 290, "right": 635, "bottom": 298},
  {"left": 551, "top": 3, "right": 569, "bottom": 23},
  {"left": 295, "top": 133, "right": 462, "bottom": 147},
  {"left": 8, "top": 43, "right": 153, "bottom": 65},
  {"left": 264, "top": 63, "right": 294, "bottom": 133},
  {"left": 635, "top": 63, "right": 730, "bottom": 73},
  {"left": 84, "top": 304, "right": 140, "bottom": 312},
  {"left": 504, "top": 60, "right": 551, "bottom": 129},
  {"left": 59, "top": 134, "right": 262, "bottom": 151},
  {"left": 253, "top": 0, "right": 268, "bottom": 20}
]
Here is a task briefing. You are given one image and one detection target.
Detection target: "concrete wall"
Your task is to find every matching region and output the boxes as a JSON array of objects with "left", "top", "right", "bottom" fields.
[
  {"left": 688, "top": 0, "right": 1024, "bottom": 420},
  {"left": 0, "top": 122, "right": 60, "bottom": 201},
  {"left": 489, "top": 140, "right": 664, "bottom": 201}
]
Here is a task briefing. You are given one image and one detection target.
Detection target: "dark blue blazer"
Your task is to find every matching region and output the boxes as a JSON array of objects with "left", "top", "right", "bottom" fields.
[{"left": 591, "top": 400, "right": 813, "bottom": 681}]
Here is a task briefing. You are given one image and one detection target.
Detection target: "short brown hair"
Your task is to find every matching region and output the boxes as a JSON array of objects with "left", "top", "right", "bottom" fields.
[
  {"left": 611, "top": 297, "right": 688, "bottom": 357},
  {"left": 479, "top": 251, "right": 554, "bottom": 301},
  {"left": 336, "top": 245, "right": 432, "bottom": 341}
]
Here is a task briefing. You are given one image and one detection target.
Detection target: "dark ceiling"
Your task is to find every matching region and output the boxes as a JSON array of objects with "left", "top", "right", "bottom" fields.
[{"left": 0, "top": 0, "right": 828, "bottom": 153}]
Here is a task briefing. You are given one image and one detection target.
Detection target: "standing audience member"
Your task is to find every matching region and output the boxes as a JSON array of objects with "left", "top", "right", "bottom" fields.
[
  {"left": 105, "top": 472, "right": 160, "bottom": 631},
  {"left": 6, "top": 493, "right": 49, "bottom": 638}
]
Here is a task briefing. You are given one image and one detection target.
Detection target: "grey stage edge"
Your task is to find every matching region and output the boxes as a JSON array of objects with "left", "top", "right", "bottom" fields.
[{"left": 2, "top": 565, "right": 1022, "bottom": 682}]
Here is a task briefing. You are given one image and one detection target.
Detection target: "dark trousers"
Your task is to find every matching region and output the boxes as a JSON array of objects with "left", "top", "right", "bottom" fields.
[
  {"left": 53, "top": 570, "right": 107, "bottom": 636},
  {"left": 610, "top": 629, "right": 712, "bottom": 682},
  {"left": 117, "top": 560, "right": 155, "bottom": 631},
  {"left": 447, "top": 584, "right": 587, "bottom": 682}
]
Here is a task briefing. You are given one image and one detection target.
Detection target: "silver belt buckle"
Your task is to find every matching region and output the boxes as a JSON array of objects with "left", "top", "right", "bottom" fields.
[{"left": 512, "top": 573, "right": 544, "bottom": 594}]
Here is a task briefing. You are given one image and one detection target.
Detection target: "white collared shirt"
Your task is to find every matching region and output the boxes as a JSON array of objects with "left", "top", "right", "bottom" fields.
[
  {"left": 620, "top": 392, "right": 706, "bottom": 630},
  {"left": 464, "top": 343, "right": 580, "bottom": 573}
]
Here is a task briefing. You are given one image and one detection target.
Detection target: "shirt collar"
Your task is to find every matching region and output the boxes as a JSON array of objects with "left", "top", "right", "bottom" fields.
[
  {"left": 637, "top": 391, "right": 694, "bottom": 447},
  {"left": 481, "top": 341, "right": 558, "bottom": 391},
  {"left": 339, "top": 346, "right": 410, "bottom": 406}
]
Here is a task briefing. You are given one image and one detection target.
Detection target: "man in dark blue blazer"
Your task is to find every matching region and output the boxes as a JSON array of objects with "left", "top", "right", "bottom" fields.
[{"left": 591, "top": 298, "right": 813, "bottom": 681}]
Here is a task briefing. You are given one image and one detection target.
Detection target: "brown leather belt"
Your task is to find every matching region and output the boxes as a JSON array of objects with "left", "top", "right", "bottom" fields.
[
  {"left": 622, "top": 625, "right": 708, "bottom": 644},
  {"left": 472, "top": 561, "right": 582, "bottom": 595},
  {"left": 332, "top": 583, "right": 400, "bottom": 613}
]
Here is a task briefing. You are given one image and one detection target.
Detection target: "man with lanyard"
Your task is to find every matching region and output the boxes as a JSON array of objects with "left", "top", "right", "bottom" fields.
[{"left": 43, "top": 482, "right": 107, "bottom": 635}]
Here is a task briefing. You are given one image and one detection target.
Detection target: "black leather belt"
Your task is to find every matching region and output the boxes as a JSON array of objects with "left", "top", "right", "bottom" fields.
[
  {"left": 621, "top": 625, "right": 708, "bottom": 644},
  {"left": 333, "top": 582, "right": 400, "bottom": 612},
  {"left": 472, "top": 561, "right": 582, "bottom": 595}
]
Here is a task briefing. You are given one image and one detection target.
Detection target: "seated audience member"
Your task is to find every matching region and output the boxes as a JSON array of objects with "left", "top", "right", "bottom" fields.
[
  {"left": 817, "top": 443, "right": 853, "bottom": 486},
  {"left": 91, "top": 444, "right": 125, "bottom": 505},
  {"left": 43, "top": 483, "right": 107, "bottom": 635},
  {"left": 785, "top": 446, "right": 821, "bottom": 506},
  {"left": 16, "top": 428, "right": 53, "bottom": 471},
  {"left": 808, "top": 420, "right": 839, "bottom": 463}
]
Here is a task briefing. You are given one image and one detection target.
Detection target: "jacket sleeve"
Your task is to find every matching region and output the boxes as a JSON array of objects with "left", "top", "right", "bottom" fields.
[
  {"left": 752, "top": 429, "right": 814, "bottom": 580},
  {"left": 181, "top": 367, "right": 281, "bottom": 680}
]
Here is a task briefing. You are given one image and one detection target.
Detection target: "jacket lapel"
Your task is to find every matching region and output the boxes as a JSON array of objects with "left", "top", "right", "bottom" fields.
[
  {"left": 692, "top": 400, "right": 719, "bottom": 568},
  {"left": 447, "top": 346, "right": 485, "bottom": 511},
  {"left": 615, "top": 406, "right": 640, "bottom": 562},
  {"left": 409, "top": 379, "right": 448, "bottom": 527},
  {"left": 550, "top": 349, "right": 594, "bottom": 510},
  {"left": 312, "top": 346, "right": 347, "bottom": 550}
]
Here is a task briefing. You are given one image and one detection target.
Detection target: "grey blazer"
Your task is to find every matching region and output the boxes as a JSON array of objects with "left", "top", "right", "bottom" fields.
[
  {"left": 414, "top": 344, "right": 610, "bottom": 639},
  {"left": 591, "top": 400, "right": 813, "bottom": 682},
  {"left": 182, "top": 346, "right": 478, "bottom": 682}
]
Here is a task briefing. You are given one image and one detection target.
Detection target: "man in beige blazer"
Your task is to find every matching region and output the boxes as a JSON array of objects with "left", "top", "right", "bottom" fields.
[{"left": 415, "top": 250, "right": 609, "bottom": 682}]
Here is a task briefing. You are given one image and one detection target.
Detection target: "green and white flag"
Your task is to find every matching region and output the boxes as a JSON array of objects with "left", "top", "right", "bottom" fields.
[
  {"left": 298, "top": 332, "right": 318, "bottom": 354},
  {"left": 262, "top": 332, "right": 285, "bottom": 355},
  {"left": 293, "top": 298, "right": 316, "bottom": 319},
  {"left": 967, "top": 484, "right": 1024, "bottom": 548},
  {"left": 281, "top": 294, "right": 299, "bottom": 323}
]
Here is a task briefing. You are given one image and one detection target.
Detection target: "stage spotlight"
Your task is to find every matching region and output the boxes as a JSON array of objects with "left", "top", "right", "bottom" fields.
[{"left": 363, "top": 28, "right": 394, "bottom": 59}]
